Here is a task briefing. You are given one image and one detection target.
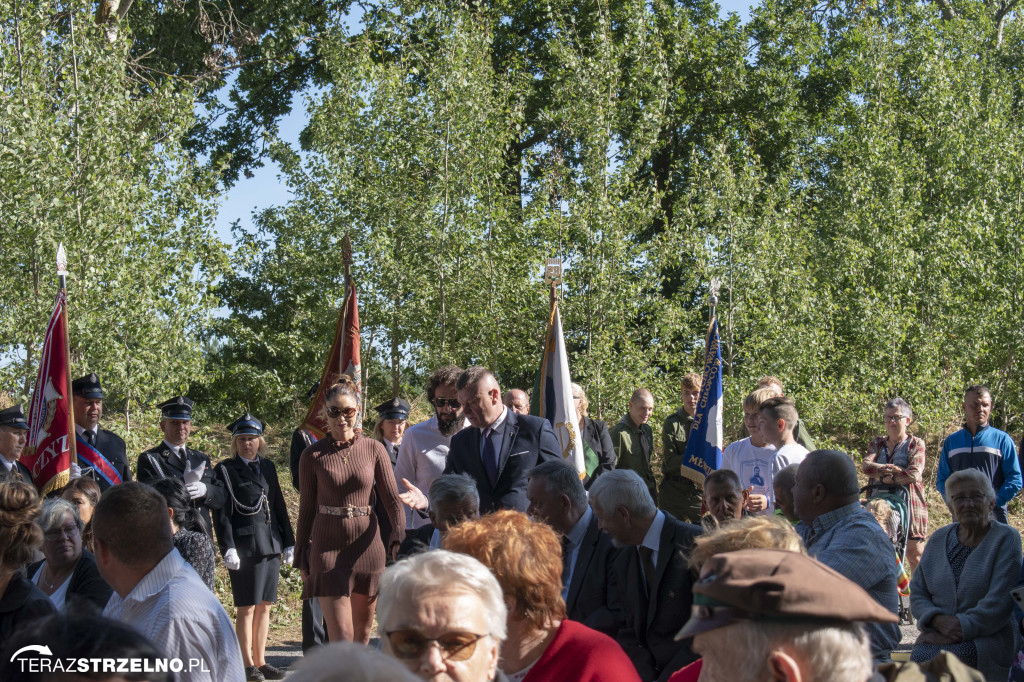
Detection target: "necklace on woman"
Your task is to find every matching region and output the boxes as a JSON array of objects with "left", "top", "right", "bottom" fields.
[
  {"left": 42, "top": 565, "right": 67, "bottom": 592},
  {"left": 334, "top": 433, "right": 356, "bottom": 463}
]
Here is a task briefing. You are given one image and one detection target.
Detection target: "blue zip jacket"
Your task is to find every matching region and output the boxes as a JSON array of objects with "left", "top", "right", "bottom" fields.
[{"left": 936, "top": 424, "right": 1023, "bottom": 508}]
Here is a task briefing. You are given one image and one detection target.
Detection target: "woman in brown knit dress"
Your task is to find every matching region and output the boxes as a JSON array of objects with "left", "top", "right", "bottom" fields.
[{"left": 294, "top": 381, "right": 405, "bottom": 643}]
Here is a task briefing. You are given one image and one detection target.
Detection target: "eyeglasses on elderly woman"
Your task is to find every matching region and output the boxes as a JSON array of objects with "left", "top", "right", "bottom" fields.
[
  {"left": 44, "top": 524, "right": 80, "bottom": 541},
  {"left": 385, "top": 630, "right": 490, "bottom": 661}
]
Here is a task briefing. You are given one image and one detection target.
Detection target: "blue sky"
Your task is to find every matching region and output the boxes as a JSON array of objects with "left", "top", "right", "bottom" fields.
[{"left": 211, "top": 0, "right": 755, "bottom": 247}]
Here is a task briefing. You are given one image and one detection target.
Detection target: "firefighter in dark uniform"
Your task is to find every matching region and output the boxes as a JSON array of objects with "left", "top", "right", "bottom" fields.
[
  {"left": 0, "top": 404, "right": 33, "bottom": 483},
  {"left": 214, "top": 413, "right": 294, "bottom": 681},
  {"left": 372, "top": 396, "right": 410, "bottom": 568},
  {"left": 136, "top": 396, "right": 226, "bottom": 538},
  {"left": 70, "top": 373, "right": 131, "bottom": 492}
]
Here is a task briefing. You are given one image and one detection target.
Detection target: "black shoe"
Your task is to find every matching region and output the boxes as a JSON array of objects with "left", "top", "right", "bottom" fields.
[
  {"left": 245, "top": 665, "right": 265, "bottom": 681},
  {"left": 259, "top": 664, "right": 286, "bottom": 680}
]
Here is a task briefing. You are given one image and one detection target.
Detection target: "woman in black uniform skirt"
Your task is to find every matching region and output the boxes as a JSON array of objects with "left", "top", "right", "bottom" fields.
[{"left": 214, "top": 414, "right": 295, "bottom": 682}]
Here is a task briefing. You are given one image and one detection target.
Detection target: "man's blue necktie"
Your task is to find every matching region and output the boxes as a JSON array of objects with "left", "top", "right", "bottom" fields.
[{"left": 482, "top": 427, "right": 498, "bottom": 485}]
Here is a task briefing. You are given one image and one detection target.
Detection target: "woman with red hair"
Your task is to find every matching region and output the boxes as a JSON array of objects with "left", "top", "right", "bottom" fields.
[{"left": 444, "top": 510, "right": 640, "bottom": 682}]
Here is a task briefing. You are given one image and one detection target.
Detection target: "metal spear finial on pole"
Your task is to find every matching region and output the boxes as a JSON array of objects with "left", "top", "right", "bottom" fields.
[
  {"left": 709, "top": 276, "right": 721, "bottom": 321},
  {"left": 342, "top": 233, "right": 353, "bottom": 284},
  {"left": 544, "top": 257, "right": 563, "bottom": 306},
  {"left": 57, "top": 243, "right": 68, "bottom": 292}
]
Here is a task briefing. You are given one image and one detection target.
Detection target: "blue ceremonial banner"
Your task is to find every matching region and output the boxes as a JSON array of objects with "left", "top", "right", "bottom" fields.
[{"left": 682, "top": 317, "right": 724, "bottom": 483}]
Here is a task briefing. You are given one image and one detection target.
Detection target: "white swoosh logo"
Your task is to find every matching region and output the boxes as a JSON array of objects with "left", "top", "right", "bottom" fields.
[{"left": 10, "top": 645, "right": 52, "bottom": 660}]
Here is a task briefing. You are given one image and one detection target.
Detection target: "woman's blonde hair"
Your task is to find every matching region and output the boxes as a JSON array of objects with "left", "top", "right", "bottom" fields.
[
  {"left": 688, "top": 515, "right": 805, "bottom": 571},
  {"left": 0, "top": 479, "right": 44, "bottom": 568}
]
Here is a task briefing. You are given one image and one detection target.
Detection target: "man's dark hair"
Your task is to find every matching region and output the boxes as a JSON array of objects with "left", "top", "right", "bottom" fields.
[
  {"left": 705, "top": 468, "right": 742, "bottom": 492},
  {"left": 964, "top": 384, "right": 992, "bottom": 399},
  {"left": 455, "top": 366, "right": 494, "bottom": 391},
  {"left": 426, "top": 365, "right": 464, "bottom": 402},
  {"left": 92, "top": 482, "right": 173, "bottom": 565},
  {"left": 801, "top": 450, "right": 860, "bottom": 498},
  {"left": 0, "top": 611, "right": 172, "bottom": 682},
  {"left": 529, "top": 459, "right": 587, "bottom": 510},
  {"left": 774, "top": 463, "right": 799, "bottom": 492},
  {"left": 759, "top": 395, "right": 798, "bottom": 427},
  {"left": 427, "top": 473, "right": 480, "bottom": 512}
]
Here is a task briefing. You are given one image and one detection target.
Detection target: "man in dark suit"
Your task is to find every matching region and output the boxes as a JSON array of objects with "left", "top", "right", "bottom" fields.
[
  {"left": 526, "top": 459, "right": 621, "bottom": 635},
  {"left": 71, "top": 373, "right": 131, "bottom": 492},
  {"left": 0, "top": 404, "right": 33, "bottom": 483},
  {"left": 287, "top": 424, "right": 326, "bottom": 653},
  {"left": 136, "top": 396, "right": 226, "bottom": 538},
  {"left": 589, "top": 468, "right": 701, "bottom": 682},
  {"left": 443, "top": 366, "right": 561, "bottom": 513}
]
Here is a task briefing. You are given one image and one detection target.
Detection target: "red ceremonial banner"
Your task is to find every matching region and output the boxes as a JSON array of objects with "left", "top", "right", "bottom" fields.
[
  {"left": 23, "top": 290, "right": 76, "bottom": 494},
  {"left": 300, "top": 280, "right": 362, "bottom": 439}
]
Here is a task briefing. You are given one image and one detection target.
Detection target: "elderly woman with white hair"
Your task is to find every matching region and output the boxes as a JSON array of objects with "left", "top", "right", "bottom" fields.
[
  {"left": 378, "top": 550, "right": 506, "bottom": 682},
  {"left": 571, "top": 383, "right": 615, "bottom": 488},
  {"left": 910, "top": 468, "right": 1022, "bottom": 680},
  {"left": 28, "top": 497, "right": 111, "bottom": 612}
]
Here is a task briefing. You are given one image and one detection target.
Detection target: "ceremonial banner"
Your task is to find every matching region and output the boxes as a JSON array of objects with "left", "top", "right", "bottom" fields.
[
  {"left": 682, "top": 317, "right": 724, "bottom": 484},
  {"left": 23, "top": 290, "right": 76, "bottom": 494},
  {"left": 300, "top": 280, "right": 362, "bottom": 439},
  {"left": 534, "top": 300, "right": 589, "bottom": 478}
]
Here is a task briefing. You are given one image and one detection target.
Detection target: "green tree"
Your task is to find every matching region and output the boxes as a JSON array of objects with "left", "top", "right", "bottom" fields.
[{"left": 0, "top": 0, "right": 227, "bottom": 423}]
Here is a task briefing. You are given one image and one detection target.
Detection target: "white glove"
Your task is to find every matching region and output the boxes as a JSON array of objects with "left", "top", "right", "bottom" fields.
[
  {"left": 183, "top": 459, "right": 205, "bottom": 485},
  {"left": 185, "top": 481, "right": 207, "bottom": 500},
  {"left": 224, "top": 548, "right": 241, "bottom": 571},
  {"left": 282, "top": 547, "right": 294, "bottom": 565},
  {"left": 69, "top": 463, "right": 82, "bottom": 480}
]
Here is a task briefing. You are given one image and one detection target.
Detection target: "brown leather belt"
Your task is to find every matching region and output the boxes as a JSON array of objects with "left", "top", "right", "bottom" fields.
[{"left": 318, "top": 504, "right": 371, "bottom": 518}]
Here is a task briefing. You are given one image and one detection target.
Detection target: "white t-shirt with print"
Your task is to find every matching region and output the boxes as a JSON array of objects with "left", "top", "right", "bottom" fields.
[{"left": 721, "top": 438, "right": 777, "bottom": 513}]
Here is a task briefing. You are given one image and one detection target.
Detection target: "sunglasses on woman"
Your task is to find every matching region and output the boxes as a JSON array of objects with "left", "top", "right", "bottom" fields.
[
  {"left": 325, "top": 405, "right": 358, "bottom": 419},
  {"left": 385, "top": 630, "right": 488, "bottom": 661}
]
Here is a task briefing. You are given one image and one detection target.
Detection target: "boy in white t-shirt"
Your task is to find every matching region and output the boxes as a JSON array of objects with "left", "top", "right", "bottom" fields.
[
  {"left": 720, "top": 387, "right": 779, "bottom": 514},
  {"left": 757, "top": 395, "right": 810, "bottom": 478}
]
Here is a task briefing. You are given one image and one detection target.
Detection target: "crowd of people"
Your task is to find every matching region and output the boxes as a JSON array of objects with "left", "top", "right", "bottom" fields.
[{"left": 0, "top": 367, "right": 1023, "bottom": 681}]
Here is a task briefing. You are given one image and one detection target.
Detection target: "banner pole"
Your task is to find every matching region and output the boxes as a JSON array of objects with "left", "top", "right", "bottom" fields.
[{"left": 57, "top": 244, "right": 77, "bottom": 464}]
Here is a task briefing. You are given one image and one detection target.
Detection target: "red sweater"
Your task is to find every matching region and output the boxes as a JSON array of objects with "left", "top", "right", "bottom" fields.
[
  {"left": 667, "top": 658, "right": 703, "bottom": 682},
  {"left": 522, "top": 619, "right": 641, "bottom": 682}
]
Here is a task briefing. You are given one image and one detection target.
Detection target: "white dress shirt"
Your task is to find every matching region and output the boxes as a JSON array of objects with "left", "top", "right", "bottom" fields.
[
  {"left": 104, "top": 548, "right": 244, "bottom": 682},
  {"left": 639, "top": 509, "right": 667, "bottom": 570},
  {"left": 394, "top": 415, "right": 466, "bottom": 529},
  {"left": 161, "top": 439, "right": 186, "bottom": 459}
]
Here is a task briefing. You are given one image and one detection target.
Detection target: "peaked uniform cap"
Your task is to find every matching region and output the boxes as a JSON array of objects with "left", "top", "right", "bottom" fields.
[
  {"left": 374, "top": 397, "right": 411, "bottom": 421},
  {"left": 0, "top": 404, "right": 29, "bottom": 430},
  {"left": 158, "top": 396, "right": 194, "bottom": 420},
  {"left": 71, "top": 373, "right": 105, "bottom": 399},
  {"left": 228, "top": 413, "right": 265, "bottom": 436}
]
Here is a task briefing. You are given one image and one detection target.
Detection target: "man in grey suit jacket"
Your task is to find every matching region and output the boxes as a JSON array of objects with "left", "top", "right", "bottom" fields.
[
  {"left": 443, "top": 367, "right": 561, "bottom": 513},
  {"left": 526, "top": 459, "right": 622, "bottom": 635}
]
